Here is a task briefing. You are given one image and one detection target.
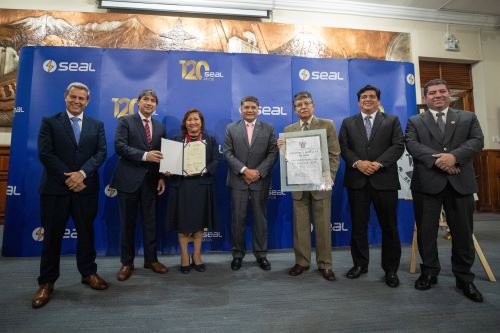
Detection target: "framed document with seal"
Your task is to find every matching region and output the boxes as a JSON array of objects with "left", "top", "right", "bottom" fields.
[
  {"left": 279, "top": 129, "right": 331, "bottom": 192},
  {"left": 160, "top": 138, "right": 206, "bottom": 175},
  {"left": 183, "top": 141, "right": 206, "bottom": 175}
]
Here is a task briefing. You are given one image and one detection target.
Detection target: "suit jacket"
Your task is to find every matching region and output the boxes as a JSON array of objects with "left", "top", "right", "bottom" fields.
[
  {"left": 223, "top": 119, "right": 278, "bottom": 191},
  {"left": 405, "top": 108, "right": 484, "bottom": 195},
  {"left": 111, "top": 113, "right": 165, "bottom": 193},
  {"left": 284, "top": 116, "right": 340, "bottom": 200},
  {"left": 38, "top": 112, "right": 106, "bottom": 195},
  {"left": 339, "top": 112, "right": 404, "bottom": 190},
  {"left": 167, "top": 133, "right": 220, "bottom": 187}
]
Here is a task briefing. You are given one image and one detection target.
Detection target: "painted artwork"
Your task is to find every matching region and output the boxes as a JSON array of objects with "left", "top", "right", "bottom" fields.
[{"left": 0, "top": 9, "right": 411, "bottom": 126}]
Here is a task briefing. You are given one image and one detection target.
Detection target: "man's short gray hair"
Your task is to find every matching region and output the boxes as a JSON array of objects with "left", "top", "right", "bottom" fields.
[{"left": 65, "top": 82, "right": 90, "bottom": 99}]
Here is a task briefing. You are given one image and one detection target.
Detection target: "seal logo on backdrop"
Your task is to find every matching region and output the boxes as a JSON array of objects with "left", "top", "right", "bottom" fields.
[
  {"left": 299, "top": 68, "right": 311, "bottom": 81},
  {"left": 32, "top": 227, "right": 44, "bottom": 241},
  {"left": 43, "top": 59, "right": 57, "bottom": 73},
  {"left": 406, "top": 73, "right": 415, "bottom": 85},
  {"left": 104, "top": 185, "right": 118, "bottom": 198}
]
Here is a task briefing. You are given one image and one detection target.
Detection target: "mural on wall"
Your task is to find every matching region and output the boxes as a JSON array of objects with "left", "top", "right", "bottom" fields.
[{"left": 0, "top": 9, "right": 411, "bottom": 126}]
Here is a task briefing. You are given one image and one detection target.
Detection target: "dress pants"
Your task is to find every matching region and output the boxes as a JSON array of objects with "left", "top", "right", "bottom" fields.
[
  {"left": 38, "top": 192, "right": 98, "bottom": 285},
  {"left": 292, "top": 191, "right": 332, "bottom": 269},
  {"left": 230, "top": 188, "right": 268, "bottom": 259},
  {"left": 118, "top": 173, "right": 159, "bottom": 265},
  {"left": 412, "top": 183, "right": 475, "bottom": 282},
  {"left": 348, "top": 184, "right": 401, "bottom": 272}
]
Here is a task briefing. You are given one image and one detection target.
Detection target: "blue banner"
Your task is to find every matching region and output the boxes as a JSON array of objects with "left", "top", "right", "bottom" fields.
[{"left": 3, "top": 46, "right": 417, "bottom": 256}]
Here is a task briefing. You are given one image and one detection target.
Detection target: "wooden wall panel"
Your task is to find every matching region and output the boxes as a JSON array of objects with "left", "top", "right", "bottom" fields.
[
  {"left": 475, "top": 150, "right": 500, "bottom": 212},
  {"left": 0, "top": 145, "right": 9, "bottom": 224}
]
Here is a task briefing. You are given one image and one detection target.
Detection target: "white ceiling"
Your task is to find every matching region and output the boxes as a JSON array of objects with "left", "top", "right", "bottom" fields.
[
  {"left": 273, "top": 0, "right": 500, "bottom": 27},
  {"left": 348, "top": 0, "right": 500, "bottom": 16}
]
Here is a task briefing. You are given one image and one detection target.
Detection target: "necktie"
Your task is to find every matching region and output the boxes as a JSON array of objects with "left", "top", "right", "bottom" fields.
[
  {"left": 302, "top": 122, "right": 309, "bottom": 131},
  {"left": 246, "top": 123, "right": 254, "bottom": 145},
  {"left": 71, "top": 117, "right": 81, "bottom": 144},
  {"left": 364, "top": 115, "right": 372, "bottom": 139},
  {"left": 436, "top": 112, "right": 445, "bottom": 134},
  {"left": 144, "top": 119, "right": 152, "bottom": 146}
]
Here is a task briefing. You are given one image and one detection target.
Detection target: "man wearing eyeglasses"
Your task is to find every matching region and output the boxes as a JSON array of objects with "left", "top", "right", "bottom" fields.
[{"left": 279, "top": 91, "right": 340, "bottom": 281}]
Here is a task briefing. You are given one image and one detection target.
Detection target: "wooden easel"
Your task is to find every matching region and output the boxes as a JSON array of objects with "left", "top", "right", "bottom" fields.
[{"left": 409, "top": 210, "right": 496, "bottom": 282}]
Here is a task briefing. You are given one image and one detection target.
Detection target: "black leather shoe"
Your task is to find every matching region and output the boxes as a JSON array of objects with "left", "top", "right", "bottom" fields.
[
  {"left": 318, "top": 268, "right": 336, "bottom": 281},
  {"left": 456, "top": 281, "right": 483, "bottom": 303},
  {"left": 414, "top": 274, "right": 438, "bottom": 290},
  {"left": 288, "top": 264, "right": 310, "bottom": 276},
  {"left": 385, "top": 272, "right": 400, "bottom": 288},
  {"left": 346, "top": 266, "right": 368, "bottom": 279},
  {"left": 180, "top": 265, "right": 191, "bottom": 274},
  {"left": 191, "top": 256, "right": 206, "bottom": 272},
  {"left": 231, "top": 258, "right": 242, "bottom": 271},
  {"left": 257, "top": 257, "right": 271, "bottom": 271}
]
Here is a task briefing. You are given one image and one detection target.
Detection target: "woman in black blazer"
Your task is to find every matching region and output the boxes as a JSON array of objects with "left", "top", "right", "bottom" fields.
[{"left": 166, "top": 109, "right": 219, "bottom": 273}]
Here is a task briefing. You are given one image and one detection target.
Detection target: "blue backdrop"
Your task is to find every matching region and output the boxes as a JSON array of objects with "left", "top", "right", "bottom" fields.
[{"left": 3, "top": 46, "right": 417, "bottom": 256}]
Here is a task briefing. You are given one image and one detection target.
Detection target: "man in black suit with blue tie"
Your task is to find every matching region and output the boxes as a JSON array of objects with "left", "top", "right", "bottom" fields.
[
  {"left": 339, "top": 85, "right": 404, "bottom": 288},
  {"left": 32, "top": 82, "right": 108, "bottom": 309},
  {"left": 112, "top": 89, "right": 167, "bottom": 281},
  {"left": 406, "top": 79, "right": 484, "bottom": 302}
]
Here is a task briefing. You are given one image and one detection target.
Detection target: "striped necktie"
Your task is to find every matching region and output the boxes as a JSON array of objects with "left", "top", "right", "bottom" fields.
[{"left": 144, "top": 119, "right": 152, "bottom": 146}]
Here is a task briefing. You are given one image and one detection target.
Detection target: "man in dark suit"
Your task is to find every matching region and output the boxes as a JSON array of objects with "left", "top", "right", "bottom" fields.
[
  {"left": 111, "top": 89, "right": 167, "bottom": 281},
  {"left": 223, "top": 96, "right": 278, "bottom": 271},
  {"left": 406, "top": 79, "right": 484, "bottom": 302},
  {"left": 339, "top": 85, "right": 404, "bottom": 288},
  {"left": 281, "top": 91, "right": 340, "bottom": 281},
  {"left": 32, "top": 82, "right": 108, "bottom": 309}
]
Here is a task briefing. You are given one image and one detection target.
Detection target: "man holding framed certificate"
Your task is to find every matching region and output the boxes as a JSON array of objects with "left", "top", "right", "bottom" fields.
[{"left": 279, "top": 91, "right": 340, "bottom": 281}]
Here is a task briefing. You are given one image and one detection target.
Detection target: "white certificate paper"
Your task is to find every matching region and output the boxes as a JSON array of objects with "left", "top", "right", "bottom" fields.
[
  {"left": 159, "top": 139, "right": 207, "bottom": 175},
  {"left": 160, "top": 139, "right": 183, "bottom": 174},
  {"left": 285, "top": 135, "right": 322, "bottom": 185}
]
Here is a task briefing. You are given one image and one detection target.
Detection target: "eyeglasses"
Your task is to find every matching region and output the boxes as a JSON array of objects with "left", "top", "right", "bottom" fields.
[{"left": 294, "top": 100, "right": 313, "bottom": 108}]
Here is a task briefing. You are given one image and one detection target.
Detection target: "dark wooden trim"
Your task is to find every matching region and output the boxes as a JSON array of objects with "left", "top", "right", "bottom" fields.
[
  {"left": 475, "top": 149, "right": 500, "bottom": 212},
  {"left": 0, "top": 145, "right": 9, "bottom": 224}
]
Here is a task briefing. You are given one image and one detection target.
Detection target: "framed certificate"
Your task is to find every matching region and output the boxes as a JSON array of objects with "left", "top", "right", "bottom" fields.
[
  {"left": 160, "top": 138, "right": 206, "bottom": 175},
  {"left": 279, "top": 129, "right": 331, "bottom": 192}
]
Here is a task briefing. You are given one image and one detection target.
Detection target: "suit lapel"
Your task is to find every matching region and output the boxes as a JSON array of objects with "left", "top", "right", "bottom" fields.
[
  {"left": 422, "top": 111, "right": 443, "bottom": 143},
  {"left": 79, "top": 116, "right": 92, "bottom": 147},
  {"left": 290, "top": 120, "right": 301, "bottom": 131},
  {"left": 58, "top": 112, "right": 77, "bottom": 147},
  {"left": 369, "top": 112, "right": 383, "bottom": 142},
  {"left": 151, "top": 118, "right": 162, "bottom": 142},
  {"left": 443, "top": 109, "right": 459, "bottom": 145},
  {"left": 239, "top": 120, "right": 250, "bottom": 149},
  {"left": 251, "top": 121, "right": 261, "bottom": 147},
  {"left": 354, "top": 114, "right": 369, "bottom": 143},
  {"left": 133, "top": 113, "right": 149, "bottom": 146},
  {"left": 309, "top": 116, "right": 320, "bottom": 130}
]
